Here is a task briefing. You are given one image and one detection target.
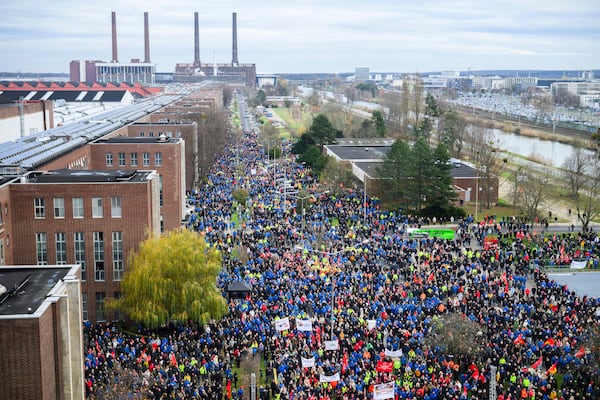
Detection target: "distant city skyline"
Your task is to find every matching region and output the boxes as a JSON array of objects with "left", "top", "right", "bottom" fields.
[{"left": 1, "top": 0, "right": 599, "bottom": 75}]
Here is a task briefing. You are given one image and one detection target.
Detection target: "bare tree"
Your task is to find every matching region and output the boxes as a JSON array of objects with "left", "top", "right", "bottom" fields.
[
  {"left": 381, "top": 91, "right": 403, "bottom": 136},
  {"left": 562, "top": 146, "right": 588, "bottom": 200},
  {"left": 563, "top": 147, "right": 600, "bottom": 231},
  {"left": 471, "top": 129, "right": 501, "bottom": 209},
  {"left": 426, "top": 313, "right": 487, "bottom": 360},
  {"left": 400, "top": 79, "right": 411, "bottom": 137},
  {"left": 91, "top": 361, "right": 155, "bottom": 400},
  {"left": 410, "top": 74, "right": 424, "bottom": 128},
  {"left": 520, "top": 169, "right": 548, "bottom": 221},
  {"left": 532, "top": 93, "right": 554, "bottom": 126},
  {"left": 320, "top": 158, "right": 357, "bottom": 195}
]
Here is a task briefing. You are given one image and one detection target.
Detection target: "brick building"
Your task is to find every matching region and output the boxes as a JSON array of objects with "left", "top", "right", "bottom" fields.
[
  {"left": 8, "top": 170, "right": 160, "bottom": 322},
  {"left": 0, "top": 264, "right": 84, "bottom": 400}
]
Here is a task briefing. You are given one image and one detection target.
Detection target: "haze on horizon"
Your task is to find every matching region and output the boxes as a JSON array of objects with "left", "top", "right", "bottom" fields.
[{"left": 1, "top": 0, "right": 599, "bottom": 75}]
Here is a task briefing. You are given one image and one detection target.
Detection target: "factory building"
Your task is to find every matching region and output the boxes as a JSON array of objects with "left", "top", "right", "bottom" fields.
[
  {"left": 174, "top": 12, "right": 256, "bottom": 87},
  {"left": 69, "top": 12, "right": 156, "bottom": 85}
]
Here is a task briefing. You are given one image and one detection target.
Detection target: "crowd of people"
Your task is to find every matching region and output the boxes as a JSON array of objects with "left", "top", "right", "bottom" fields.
[{"left": 84, "top": 111, "right": 600, "bottom": 399}]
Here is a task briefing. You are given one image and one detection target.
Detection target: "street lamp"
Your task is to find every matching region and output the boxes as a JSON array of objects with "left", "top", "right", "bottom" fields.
[
  {"left": 290, "top": 190, "right": 330, "bottom": 231},
  {"left": 295, "top": 239, "right": 370, "bottom": 338}
]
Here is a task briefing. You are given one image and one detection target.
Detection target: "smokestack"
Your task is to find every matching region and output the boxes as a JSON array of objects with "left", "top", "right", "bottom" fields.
[
  {"left": 144, "top": 12, "right": 150, "bottom": 63},
  {"left": 111, "top": 11, "right": 118, "bottom": 63},
  {"left": 194, "top": 12, "right": 200, "bottom": 66},
  {"left": 231, "top": 12, "right": 238, "bottom": 66}
]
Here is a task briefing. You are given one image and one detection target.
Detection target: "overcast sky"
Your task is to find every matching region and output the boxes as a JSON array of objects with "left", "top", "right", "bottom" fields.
[{"left": 1, "top": 0, "right": 599, "bottom": 75}]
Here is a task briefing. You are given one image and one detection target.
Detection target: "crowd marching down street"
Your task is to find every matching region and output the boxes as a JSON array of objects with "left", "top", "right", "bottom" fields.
[{"left": 84, "top": 115, "right": 600, "bottom": 400}]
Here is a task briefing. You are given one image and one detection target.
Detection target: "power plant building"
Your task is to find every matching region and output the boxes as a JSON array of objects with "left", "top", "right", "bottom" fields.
[
  {"left": 174, "top": 12, "right": 256, "bottom": 87},
  {"left": 69, "top": 12, "right": 156, "bottom": 85}
]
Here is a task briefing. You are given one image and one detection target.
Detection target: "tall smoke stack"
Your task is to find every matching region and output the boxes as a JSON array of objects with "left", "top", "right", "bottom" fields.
[
  {"left": 111, "top": 11, "right": 118, "bottom": 63},
  {"left": 194, "top": 12, "right": 200, "bottom": 66},
  {"left": 144, "top": 12, "right": 151, "bottom": 63},
  {"left": 231, "top": 12, "right": 238, "bottom": 66}
]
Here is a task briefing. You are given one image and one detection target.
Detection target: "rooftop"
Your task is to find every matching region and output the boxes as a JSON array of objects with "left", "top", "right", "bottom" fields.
[
  {"left": 98, "top": 136, "right": 181, "bottom": 144},
  {"left": 0, "top": 266, "right": 72, "bottom": 316},
  {"left": 0, "top": 94, "right": 181, "bottom": 171},
  {"left": 28, "top": 169, "right": 153, "bottom": 184},
  {"left": 326, "top": 145, "right": 391, "bottom": 161}
]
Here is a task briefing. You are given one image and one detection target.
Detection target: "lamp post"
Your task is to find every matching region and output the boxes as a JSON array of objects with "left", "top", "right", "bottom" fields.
[
  {"left": 292, "top": 190, "right": 330, "bottom": 231},
  {"left": 296, "top": 239, "right": 370, "bottom": 338}
]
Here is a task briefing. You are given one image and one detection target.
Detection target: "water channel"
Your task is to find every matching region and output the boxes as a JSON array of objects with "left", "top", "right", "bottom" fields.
[{"left": 489, "top": 128, "right": 595, "bottom": 168}]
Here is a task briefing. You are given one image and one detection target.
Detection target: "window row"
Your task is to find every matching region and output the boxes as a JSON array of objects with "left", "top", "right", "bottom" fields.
[
  {"left": 106, "top": 152, "right": 162, "bottom": 168},
  {"left": 138, "top": 131, "right": 181, "bottom": 138},
  {"left": 34, "top": 197, "right": 121, "bottom": 219},
  {"left": 82, "top": 291, "right": 121, "bottom": 322},
  {"left": 35, "top": 231, "right": 124, "bottom": 282}
]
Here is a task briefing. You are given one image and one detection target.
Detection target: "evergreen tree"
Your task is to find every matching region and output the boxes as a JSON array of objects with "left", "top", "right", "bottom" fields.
[{"left": 308, "top": 114, "right": 337, "bottom": 146}]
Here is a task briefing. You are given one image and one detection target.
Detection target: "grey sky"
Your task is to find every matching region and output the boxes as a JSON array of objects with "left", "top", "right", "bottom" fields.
[{"left": 1, "top": 0, "right": 599, "bottom": 74}]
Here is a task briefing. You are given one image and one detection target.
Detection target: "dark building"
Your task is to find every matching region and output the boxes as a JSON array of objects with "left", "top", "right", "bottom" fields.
[{"left": 0, "top": 265, "right": 84, "bottom": 400}]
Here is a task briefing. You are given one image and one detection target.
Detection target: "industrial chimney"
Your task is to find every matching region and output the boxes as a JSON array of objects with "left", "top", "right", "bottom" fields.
[
  {"left": 194, "top": 12, "right": 200, "bottom": 66},
  {"left": 144, "top": 12, "right": 151, "bottom": 63},
  {"left": 111, "top": 11, "right": 118, "bottom": 63},
  {"left": 231, "top": 12, "right": 239, "bottom": 66}
]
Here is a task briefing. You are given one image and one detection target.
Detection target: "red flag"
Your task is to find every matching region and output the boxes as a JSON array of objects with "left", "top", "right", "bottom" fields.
[
  {"left": 575, "top": 346, "right": 586, "bottom": 358},
  {"left": 531, "top": 355, "right": 543, "bottom": 369},
  {"left": 513, "top": 334, "right": 525, "bottom": 346},
  {"left": 376, "top": 361, "right": 394, "bottom": 373},
  {"left": 226, "top": 380, "right": 232, "bottom": 399},
  {"left": 543, "top": 338, "right": 555, "bottom": 347},
  {"left": 427, "top": 272, "right": 435, "bottom": 283},
  {"left": 546, "top": 362, "right": 557, "bottom": 375}
]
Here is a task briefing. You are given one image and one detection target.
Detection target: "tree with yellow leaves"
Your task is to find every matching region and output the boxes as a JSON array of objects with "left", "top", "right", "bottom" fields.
[{"left": 108, "top": 229, "right": 228, "bottom": 328}]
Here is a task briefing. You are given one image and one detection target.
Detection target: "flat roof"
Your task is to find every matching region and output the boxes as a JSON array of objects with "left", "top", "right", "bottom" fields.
[
  {"left": 0, "top": 266, "right": 70, "bottom": 316},
  {"left": 354, "top": 161, "right": 478, "bottom": 179},
  {"left": 326, "top": 145, "right": 391, "bottom": 161},
  {"left": 29, "top": 169, "right": 153, "bottom": 183},
  {"left": 334, "top": 138, "right": 396, "bottom": 146},
  {"left": 97, "top": 136, "right": 181, "bottom": 144}
]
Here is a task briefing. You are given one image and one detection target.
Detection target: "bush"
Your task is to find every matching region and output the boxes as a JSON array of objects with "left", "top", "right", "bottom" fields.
[{"left": 232, "top": 188, "right": 249, "bottom": 205}]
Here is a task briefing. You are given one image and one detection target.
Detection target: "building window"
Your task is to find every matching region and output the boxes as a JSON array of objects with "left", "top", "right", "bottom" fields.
[
  {"left": 55, "top": 232, "right": 67, "bottom": 265},
  {"left": 73, "top": 197, "right": 84, "bottom": 218},
  {"left": 53, "top": 197, "right": 65, "bottom": 219},
  {"left": 94, "top": 232, "right": 104, "bottom": 281},
  {"left": 106, "top": 153, "right": 113, "bottom": 167},
  {"left": 112, "top": 232, "right": 123, "bottom": 281},
  {"left": 113, "top": 291, "right": 123, "bottom": 320},
  {"left": 149, "top": 131, "right": 154, "bottom": 137},
  {"left": 92, "top": 197, "right": 103, "bottom": 218},
  {"left": 111, "top": 197, "right": 122, "bottom": 218},
  {"left": 34, "top": 197, "right": 45, "bottom": 218},
  {"left": 139, "top": 131, "right": 144, "bottom": 137},
  {"left": 82, "top": 292, "right": 88, "bottom": 321},
  {"left": 159, "top": 175, "right": 163, "bottom": 207},
  {"left": 0, "top": 203, "right": 3, "bottom": 225},
  {"left": 130, "top": 152, "right": 138, "bottom": 166},
  {"left": 0, "top": 239, "right": 5, "bottom": 265},
  {"left": 36, "top": 232, "right": 48, "bottom": 265},
  {"left": 155, "top": 152, "right": 162, "bottom": 167},
  {"left": 96, "top": 292, "right": 106, "bottom": 321},
  {"left": 74, "top": 232, "right": 86, "bottom": 281},
  {"left": 143, "top": 152, "right": 150, "bottom": 167},
  {"left": 118, "top": 152, "right": 126, "bottom": 167}
]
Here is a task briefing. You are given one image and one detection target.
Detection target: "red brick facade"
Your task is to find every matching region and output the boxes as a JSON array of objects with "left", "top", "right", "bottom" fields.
[{"left": 8, "top": 173, "right": 160, "bottom": 322}]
